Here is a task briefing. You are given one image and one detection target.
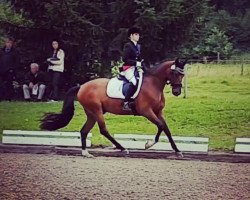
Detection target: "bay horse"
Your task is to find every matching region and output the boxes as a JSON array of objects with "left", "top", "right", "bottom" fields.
[{"left": 40, "top": 58, "right": 187, "bottom": 157}]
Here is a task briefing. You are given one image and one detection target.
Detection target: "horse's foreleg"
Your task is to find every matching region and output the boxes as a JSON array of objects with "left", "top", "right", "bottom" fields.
[
  {"left": 162, "top": 121, "right": 183, "bottom": 157},
  {"left": 80, "top": 115, "right": 96, "bottom": 158},
  {"left": 158, "top": 115, "right": 183, "bottom": 157},
  {"left": 144, "top": 110, "right": 182, "bottom": 156}
]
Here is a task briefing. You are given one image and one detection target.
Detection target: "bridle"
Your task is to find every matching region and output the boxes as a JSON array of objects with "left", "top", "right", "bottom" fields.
[{"left": 166, "top": 64, "right": 185, "bottom": 88}]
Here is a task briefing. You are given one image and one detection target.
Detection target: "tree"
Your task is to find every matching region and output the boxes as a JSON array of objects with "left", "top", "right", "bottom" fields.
[
  {"left": 132, "top": 0, "right": 210, "bottom": 62},
  {"left": 4, "top": 0, "right": 244, "bottom": 81},
  {"left": 0, "top": 0, "right": 32, "bottom": 45},
  {"left": 206, "top": 27, "right": 233, "bottom": 59},
  {"left": 208, "top": 0, "right": 250, "bottom": 51},
  {"left": 192, "top": 27, "right": 233, "bottom": 59}
]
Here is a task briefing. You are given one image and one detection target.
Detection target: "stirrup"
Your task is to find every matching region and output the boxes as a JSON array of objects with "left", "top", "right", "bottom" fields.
[{"left": 123, "top": 102, "right": 131, "bottom": 111}]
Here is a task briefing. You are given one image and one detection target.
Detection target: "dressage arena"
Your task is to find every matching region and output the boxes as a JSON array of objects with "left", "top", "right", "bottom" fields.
[{"left": 0, "top": 153, "right": 249, "bottom": 200}]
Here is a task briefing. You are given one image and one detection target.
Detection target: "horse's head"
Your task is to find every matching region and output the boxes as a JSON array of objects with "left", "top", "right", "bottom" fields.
[
  {"left": 145, "top": 58, "right": 187, "bottom": 96},
  {"left": 169, "top": 58, "right": 187, "bottom": 96}
]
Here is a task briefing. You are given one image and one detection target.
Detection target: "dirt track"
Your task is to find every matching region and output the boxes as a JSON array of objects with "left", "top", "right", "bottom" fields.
[{"left": 0, "top": 153, "right": 249, "bottom": 200}]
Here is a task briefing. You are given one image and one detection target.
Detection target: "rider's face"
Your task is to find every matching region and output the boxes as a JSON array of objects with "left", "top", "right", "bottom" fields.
[{"left": 130, "top": 33, "right": 140, "bottom": 43}]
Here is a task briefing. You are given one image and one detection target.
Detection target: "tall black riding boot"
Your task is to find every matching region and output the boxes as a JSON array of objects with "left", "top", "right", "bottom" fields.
[{"left": 123, "top": 84, "right": 136, "bottom": 110}]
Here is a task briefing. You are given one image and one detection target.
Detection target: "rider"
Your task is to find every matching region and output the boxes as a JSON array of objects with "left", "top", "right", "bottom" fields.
[{"left": 120, "top": 27, "right": 143, "bottom": 110}]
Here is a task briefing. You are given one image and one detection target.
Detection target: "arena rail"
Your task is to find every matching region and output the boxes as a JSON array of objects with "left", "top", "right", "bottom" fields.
[
  {"left": 114, "top": 134, "right": 209, "bottom": 152},
  {"left": 2, "top": 130, "right": 92, "bottom": 147},
  {"left": 234, "top": 138, "right": 250, "bottom": 153}
]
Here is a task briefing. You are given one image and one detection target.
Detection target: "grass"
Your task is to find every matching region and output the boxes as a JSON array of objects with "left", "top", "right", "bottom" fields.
[{"left": 0, "top": 63, "right": 249, "bottom": 151}]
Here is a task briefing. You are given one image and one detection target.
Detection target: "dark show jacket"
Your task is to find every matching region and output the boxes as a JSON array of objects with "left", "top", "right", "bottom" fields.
[
  {"left": 122, "top": 41, "right": 142, "bottom": 66},
  {"left": 24, "top": 71, "right": 46, "bottom": 85},
  {"left": 0, "top": 47, "right": 18, "bottom": 75}
]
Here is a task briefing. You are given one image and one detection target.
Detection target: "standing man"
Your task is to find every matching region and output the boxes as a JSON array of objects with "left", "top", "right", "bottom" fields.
[
  {"left": 23, "top": 63, "right": 46, "bottom": 101},
  {"left": 0, "top": 37, "right": 18, "bottom": 101},
  {"left": 120, "top": 27, "right": 143, "bottom": 110}
]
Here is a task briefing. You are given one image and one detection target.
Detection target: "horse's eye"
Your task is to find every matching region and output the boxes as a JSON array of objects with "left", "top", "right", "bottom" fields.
[{"left": 172, "top": 70, "right": 178, "bottom": 75}]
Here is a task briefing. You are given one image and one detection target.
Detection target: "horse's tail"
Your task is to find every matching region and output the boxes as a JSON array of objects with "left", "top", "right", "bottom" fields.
[{"left": 40, "top": 86, "right": 80, "bottom": 130}]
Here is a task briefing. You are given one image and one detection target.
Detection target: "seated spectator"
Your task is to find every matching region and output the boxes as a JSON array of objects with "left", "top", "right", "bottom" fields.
[{"left": 23, "top": 63, "right": 46, "bottom": 101}]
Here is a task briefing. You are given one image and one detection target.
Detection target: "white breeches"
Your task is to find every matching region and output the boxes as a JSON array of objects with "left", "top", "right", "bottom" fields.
[{"left": 121, "top": 66, "right": 137, "bottom": 86}]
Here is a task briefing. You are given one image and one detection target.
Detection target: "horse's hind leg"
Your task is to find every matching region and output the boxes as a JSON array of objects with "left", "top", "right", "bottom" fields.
[
  {"left": 145, "top": 127, "right": 162, "bottom": 149},
  {"left": 80, "top": 115, "right": 96, "bottom": 158},
  {"left": 96, "top": 112, "right": 128, "bottom": 153},
  {"left": 145, "top": 112, "right": 163, "bottom": 149}
]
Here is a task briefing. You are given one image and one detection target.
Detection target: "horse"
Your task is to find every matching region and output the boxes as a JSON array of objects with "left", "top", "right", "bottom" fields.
[{"left": 40, "top": 58, "right": 187, "bottom": 158}]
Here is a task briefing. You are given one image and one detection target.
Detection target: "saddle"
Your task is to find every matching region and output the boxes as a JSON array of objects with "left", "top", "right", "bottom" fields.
[{"left": 106, "top": 69, "right": 143, "bottom": 100}]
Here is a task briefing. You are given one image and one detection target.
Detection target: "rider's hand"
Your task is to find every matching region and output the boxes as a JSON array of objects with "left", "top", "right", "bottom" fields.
[
  {"left": 29, "top": 82, "right": 34, "bottom": 89},
  {"left": 136, "top": 61, "right": 142, "bottom": 67}
]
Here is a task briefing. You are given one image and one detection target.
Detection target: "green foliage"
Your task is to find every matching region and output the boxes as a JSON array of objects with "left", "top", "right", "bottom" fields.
[
  {"left": 133, "top": 0, "right": 210, "bottom": 61},
  {"left": 0, "top": 0, "right": 249, "bottom": 79},
  {"left": 205, "top": 27, "right": 233, "bottom": 57},
  {"left": 181, "top": 1, "right": 250, "bottom": 58},
  {"left": 193, "top": 27, "right": 233, "bottom": 58},
  {"left": 2, "top": 0, "right": 211, "bottom": 73},
  {"left": 111, "top": 60, "right": 123, "bottom": 77},
  {"left": 208, "top": 0, "right": 250, "bottom": 50},
  {"left": 0, "top": 1, "right": 32, "bottom": 26},
  {"left": 0, "top": 1, "right": 32, "bottom": 45}
]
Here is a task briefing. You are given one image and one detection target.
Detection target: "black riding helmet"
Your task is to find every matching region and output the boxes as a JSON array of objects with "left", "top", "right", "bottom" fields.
[{"left": 127, "top": 27, "right": 141, "bottom": 37}]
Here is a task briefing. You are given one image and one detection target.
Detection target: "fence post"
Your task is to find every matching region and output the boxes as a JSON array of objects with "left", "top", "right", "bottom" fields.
[
  {"left": 217, "top": 52, "right": 220, "bottom": 63},
  {"left": 241, "top": 59, "right": 244, "bottom": 76},
  {"left": 184, "top": 65, "right": 188, "bottom": 98}
]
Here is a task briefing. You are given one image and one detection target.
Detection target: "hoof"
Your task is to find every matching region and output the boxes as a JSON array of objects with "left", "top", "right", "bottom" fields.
[
  {"left": 145, "top": 140, "right": 155, "bottom": 149},
  {"left": 122, "top": 149, "right": 130, "bottom": 155},
  {"left": 176, "top": 151, "right": 184, "bottom": 158},
  {"left": 83, "top": 154, "right": 95, "bottom": 158},
  {"left": 82, "top": 150, "right": 95, "bottom": 158}
]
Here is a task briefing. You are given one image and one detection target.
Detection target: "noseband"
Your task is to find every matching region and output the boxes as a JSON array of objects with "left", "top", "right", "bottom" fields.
[{"left": 166, "top": 79, "right": 182, "bottom": 88}]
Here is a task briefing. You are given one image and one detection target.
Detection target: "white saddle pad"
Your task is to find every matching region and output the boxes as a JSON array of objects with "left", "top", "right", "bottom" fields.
[{"left": 107, "top": 71, "right": 143, "bottom": 99}]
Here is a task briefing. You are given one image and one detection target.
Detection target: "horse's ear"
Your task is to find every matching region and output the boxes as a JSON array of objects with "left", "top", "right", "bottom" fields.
[
  {"left": 175, "top": 58, "right": 180, "bottom": 64},
  {"left": 175, "top": 58, "right": 187, "bottom": 68},
  {"left": 183, "top": 58, "right": 188, "bottom": 64}
]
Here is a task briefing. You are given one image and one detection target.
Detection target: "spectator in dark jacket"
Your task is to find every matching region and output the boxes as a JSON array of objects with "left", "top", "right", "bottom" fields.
[
  {"left": 0, "top": 37, "right": 18, "bottom": 100},
  {"left": 23, "top": 63, "right": 46, "bottom": 101}
]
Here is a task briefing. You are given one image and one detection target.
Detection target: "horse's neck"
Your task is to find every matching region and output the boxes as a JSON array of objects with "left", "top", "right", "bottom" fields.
[{"left": 148, "top": 61, "right": 174, "bottom": 90}]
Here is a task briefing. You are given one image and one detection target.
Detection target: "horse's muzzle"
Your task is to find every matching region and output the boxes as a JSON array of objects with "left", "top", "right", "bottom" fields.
[{"left": 172, "top": 85, "right": 182, "bottom": 96}]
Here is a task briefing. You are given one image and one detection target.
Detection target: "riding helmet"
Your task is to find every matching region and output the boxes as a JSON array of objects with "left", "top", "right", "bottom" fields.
[{"left": 127, "top": 27, "right": 141, "bottom": 37}]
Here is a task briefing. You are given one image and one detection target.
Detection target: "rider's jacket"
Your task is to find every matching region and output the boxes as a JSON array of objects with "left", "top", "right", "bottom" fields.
[{"left": 120, "top": 41, "right": 142, "bottom": 71}]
